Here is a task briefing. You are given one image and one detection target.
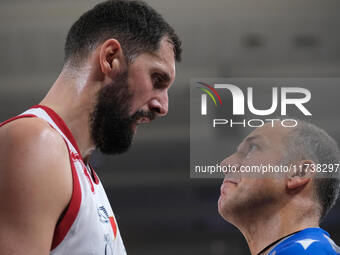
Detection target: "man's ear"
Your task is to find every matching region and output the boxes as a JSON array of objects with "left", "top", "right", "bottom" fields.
[
  {"left": 99, "top": 39, "right": 126, "bottom": 79},
  {"left": 287, "top": 160, "right": 315, "bottom": 190}
]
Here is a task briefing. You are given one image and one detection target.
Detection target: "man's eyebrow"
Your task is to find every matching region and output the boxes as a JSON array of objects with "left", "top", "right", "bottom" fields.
[
  {"left": 149, "top": 53, "right": 173, "bottom": 83},
  {"left": 245, "top": 135, "right": 263, "bottom": 144},
  {"left": 237, "top": 135, "right": 263, "bottom": 151}
]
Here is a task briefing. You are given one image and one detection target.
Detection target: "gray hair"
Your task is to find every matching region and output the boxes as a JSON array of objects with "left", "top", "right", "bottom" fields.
[{"left": 283, "top": 120, "right": 340, "bottom": 221}]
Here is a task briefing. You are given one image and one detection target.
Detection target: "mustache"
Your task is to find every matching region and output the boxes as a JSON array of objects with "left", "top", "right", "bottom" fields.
[{"left": 131, "top": 110, "right": 156, "bottom": 122}]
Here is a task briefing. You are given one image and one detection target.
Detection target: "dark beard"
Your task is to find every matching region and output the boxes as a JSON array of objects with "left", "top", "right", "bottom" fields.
[{"left": 89, "top": 72, "right": 155, "bottom": 155}]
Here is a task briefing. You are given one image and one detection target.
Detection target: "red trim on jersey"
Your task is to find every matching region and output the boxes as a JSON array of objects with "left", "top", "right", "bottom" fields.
[
  {"left": 29, "top": 105, "right": 82, "bottom": 250},
  {"left": 71, "top": 152, "right": 96, "bottom": 192},
  {"left": 51, "top": 141, "right": 81, "bottom": 250},
  {"left": 83, "top": 165, "right": 95, "bottom": 193},
  {"left": 0, "top": 114, "right": 37, "bottom": 127},
  {"left": 89, "top": 163, "right": 100, "bottom": 185},
  {"left": 109, "top": 217, "right": 117, "bottom": 238},
  {"left": 30, "top": 105, "right": 82, "bottom": 156},
  {"left": 1, "top": 111, "right": 82, "bottom": 250},
  {"left": 70, "top": 152, "right": 82, "bottom": 161}
]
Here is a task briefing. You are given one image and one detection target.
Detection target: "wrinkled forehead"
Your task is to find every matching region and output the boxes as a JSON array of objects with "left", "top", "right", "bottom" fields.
[
  {"left": 131, "top": 38, "right": 176, "bottom": 83},
  {"left": 243, "top": 122, "right": 294, "bottom": 146},
  {"left": 151, "top": 39, "right": 176, "bottom": 77}
]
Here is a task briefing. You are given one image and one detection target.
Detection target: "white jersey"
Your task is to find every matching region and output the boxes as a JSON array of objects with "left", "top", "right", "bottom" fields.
[{"left": 1, "top": 105, "right": 126, "bottom": 255}]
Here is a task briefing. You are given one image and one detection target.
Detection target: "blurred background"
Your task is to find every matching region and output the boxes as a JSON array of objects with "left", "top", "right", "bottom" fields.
[{"left": 1, "top": 0, "right": 340, "bottom": 254}]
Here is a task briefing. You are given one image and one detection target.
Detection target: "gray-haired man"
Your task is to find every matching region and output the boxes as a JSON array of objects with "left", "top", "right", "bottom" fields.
[{"left": 218, "top": 120, "right": 340, "bottom": 255}]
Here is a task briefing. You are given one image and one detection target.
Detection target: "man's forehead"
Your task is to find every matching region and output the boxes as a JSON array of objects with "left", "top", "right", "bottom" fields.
[
  {"left": 154, "top": 38, "right": 175, "bottom": 59},
  {"left": 244, "top": 123, "right": 292, "bottom": 144},
  {"left": 134, "top": 39, "right": 176, "bottom": 81},
  {"left": 151, "top": 40, "right": 176, "bottom": 73}
]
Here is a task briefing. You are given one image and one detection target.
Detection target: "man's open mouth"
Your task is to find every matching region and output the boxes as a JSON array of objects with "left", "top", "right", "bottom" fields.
[{"left": 136, "top": 117, "right": 151, "bottom": 125}]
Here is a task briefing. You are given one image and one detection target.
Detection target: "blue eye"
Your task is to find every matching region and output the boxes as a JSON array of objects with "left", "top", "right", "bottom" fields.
[{"left": 246, "top": 143, "right": 258, "bottom": 158}]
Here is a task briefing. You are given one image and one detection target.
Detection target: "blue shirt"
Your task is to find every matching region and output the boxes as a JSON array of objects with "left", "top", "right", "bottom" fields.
[{"left": 268, "top": 228, "right": 340, "bottom": 255}]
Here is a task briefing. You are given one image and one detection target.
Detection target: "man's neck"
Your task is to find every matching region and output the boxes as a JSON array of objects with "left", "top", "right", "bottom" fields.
[
  {"left": 233, "top": 206, "right": 319, "bottom": 255},
  {"left": 257, "top": 229, "right": 302, "bottom": 255},
  {"left": 39, "top": 68, "right": 99, "bottom": 161}
]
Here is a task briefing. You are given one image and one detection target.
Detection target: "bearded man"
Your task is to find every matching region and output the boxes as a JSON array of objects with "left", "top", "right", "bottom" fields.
[{"left": 0, "top": 1, "right": 182, "bottom": 254}]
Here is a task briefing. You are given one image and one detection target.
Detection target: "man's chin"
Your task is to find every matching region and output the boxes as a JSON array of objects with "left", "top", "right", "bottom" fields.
[
  {"left": 98, "top": 134, "right": 134, "bottom": 155},
  {"left": 217, "top": 200, "right": 230, "bottom": 222}
]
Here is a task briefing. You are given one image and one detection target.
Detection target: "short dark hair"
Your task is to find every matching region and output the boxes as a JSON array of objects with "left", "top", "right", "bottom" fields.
[
  {"left": 284, "top": 121, "right": 340, "bottom": 221},
  {"left": 64, "top": 0, "right": 182, "bottom": 66}
]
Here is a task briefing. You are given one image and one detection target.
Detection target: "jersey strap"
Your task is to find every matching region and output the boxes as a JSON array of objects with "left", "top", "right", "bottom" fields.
[{"left": 1, "top": 105, "right": 83, "bottom": 250}]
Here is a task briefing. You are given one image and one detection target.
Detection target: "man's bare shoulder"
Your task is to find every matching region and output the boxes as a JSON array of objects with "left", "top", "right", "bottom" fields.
[
  {"left": 0, "top": 116, "right": 73, "bottom": 192},
  {"left": 0, "top": 117, "right": 73, "bottom": 253},
  {"left": 0, "top": 116, "right": 69, "bottom": 163},
  {"left": 1, "top": 116, "right": 61, "bottom": 144}
]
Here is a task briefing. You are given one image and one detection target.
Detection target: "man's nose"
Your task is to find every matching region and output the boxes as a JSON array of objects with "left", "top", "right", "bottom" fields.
[
  {"left": 220, "top": 154, "right": 240, "bottom": 175},
  {"left": 149, "top": 91, "right": 168, "bottom": 117}
]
